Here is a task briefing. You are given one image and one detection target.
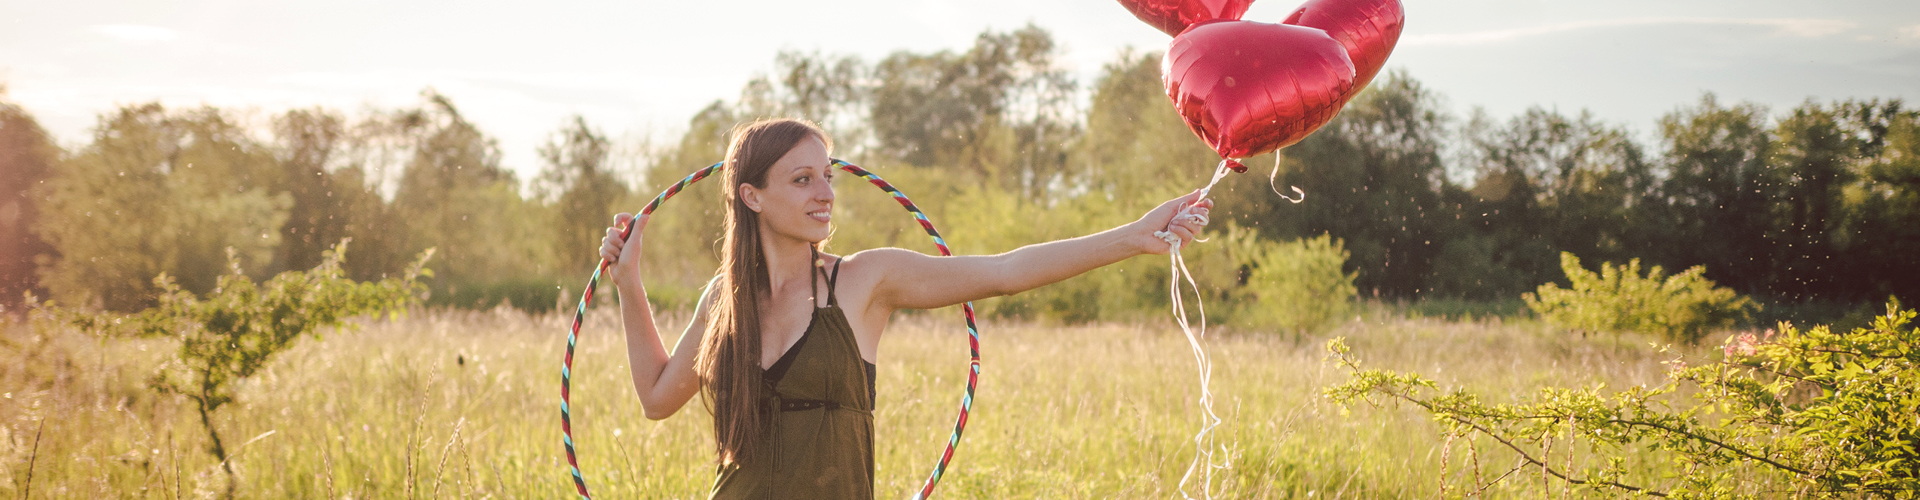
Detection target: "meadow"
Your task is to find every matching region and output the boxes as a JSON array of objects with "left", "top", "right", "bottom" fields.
[{"left": 1, "top": 302, "right": 1709, "bottom": 499}]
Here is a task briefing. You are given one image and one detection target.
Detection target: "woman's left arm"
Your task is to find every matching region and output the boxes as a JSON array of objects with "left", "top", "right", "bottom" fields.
[{"left": 862, "top": 190, "right": 1213, "bottom": 311}]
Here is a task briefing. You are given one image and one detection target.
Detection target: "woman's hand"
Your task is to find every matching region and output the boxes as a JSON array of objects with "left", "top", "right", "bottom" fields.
[
  {"left": 1130, "top": 190, "right": 1214, "bottom": 255},
  {"left": 600, "top": 212, "right": 650, "bottom": 288}
]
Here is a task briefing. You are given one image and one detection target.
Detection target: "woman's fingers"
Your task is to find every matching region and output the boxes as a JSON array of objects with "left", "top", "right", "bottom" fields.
[
  {"left": 602, "top": 227, "right": 623, "bottom": 261},
  {"left": 1170, "top": 199, "right": 1211, "bottom": 228},
  {"left": 602, "top": 213, "right": 635, "bottom": 263},
  {"left": 1150, "top": 190, "right": 1202, "bottom": 222},
  {"left": 600, "top": 212, "right": 654, "bottom": 285},
  {"left": 1168, "top": 201, "right": 1209, "bottom": 246},
  {"left": 1169, "top": 223, "right": 1197, "bottom": 243}
]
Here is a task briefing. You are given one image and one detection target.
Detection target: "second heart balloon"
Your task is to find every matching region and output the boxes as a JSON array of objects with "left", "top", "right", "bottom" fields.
[
  {"left": 1163, "top": 20, "right": 1356, "bottom": 170},
  {"left": 1284, "top": 0, "right": 1404, "bottom": 102},
  {"left": 1117, "top": 0, "right": 1256, "bottom": 37}
]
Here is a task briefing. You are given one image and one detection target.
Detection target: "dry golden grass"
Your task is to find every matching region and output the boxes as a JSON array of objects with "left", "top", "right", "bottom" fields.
[{"left": 0, "top": 303, "right": 1702, "bottom": 499}]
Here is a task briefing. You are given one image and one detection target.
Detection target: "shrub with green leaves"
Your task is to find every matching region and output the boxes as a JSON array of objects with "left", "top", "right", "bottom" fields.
[
  {"left": 1525, "top": 252, "right": 1752, "bottom": 343},
  {"left": 1325, "top": 301, "right": 1920, "bottom": 498},
  {"left": 1231, "top": 231, "right": 1357, "bottom": 335},
  {"left": 72, "top": 241, "right": 431, "bottom": 496}
]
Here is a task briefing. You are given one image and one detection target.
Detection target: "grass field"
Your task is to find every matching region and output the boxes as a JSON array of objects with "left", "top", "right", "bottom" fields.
[{"left": 1, "top": 302, "right": 1710, "bottom": 499}]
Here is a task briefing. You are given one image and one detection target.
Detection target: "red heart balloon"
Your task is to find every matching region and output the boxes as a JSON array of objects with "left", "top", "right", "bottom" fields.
[
  {"left": 1284, "top": 0, "right": 1404, "bottom": 102},
  {"left": 1163, "top": 20, "right": 1355, "bottom": 170},
  {"left": 1117, "top": 0, "right": 1256, "bottom": 37}
]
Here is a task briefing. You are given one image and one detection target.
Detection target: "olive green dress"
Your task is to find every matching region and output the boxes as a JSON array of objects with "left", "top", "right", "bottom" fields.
[{"left": 710, "top": 256, "right": 878, "bottom": 500}]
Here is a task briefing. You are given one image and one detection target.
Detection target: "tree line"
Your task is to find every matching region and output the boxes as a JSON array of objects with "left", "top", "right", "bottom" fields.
[{"left": 2, "top": 25, "right": 1915, "bottom": 319}]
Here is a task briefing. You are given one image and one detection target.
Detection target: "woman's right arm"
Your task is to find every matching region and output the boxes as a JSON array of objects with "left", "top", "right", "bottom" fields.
[{"left": 602, "top": 212, "right": 707, "bottom": 420}]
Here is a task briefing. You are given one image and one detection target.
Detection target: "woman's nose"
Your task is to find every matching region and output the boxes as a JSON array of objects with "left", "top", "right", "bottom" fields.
[{"left": 815, "top": 181, "right": 835, "bottom": 202}]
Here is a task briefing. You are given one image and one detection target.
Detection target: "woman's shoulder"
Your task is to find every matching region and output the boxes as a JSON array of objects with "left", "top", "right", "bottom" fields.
[
  {"left": 825, "top": 248, "right": 924, "bottom": 290},
  {"left": 834, "top": 247, "right": 926, "bottom": 273}
]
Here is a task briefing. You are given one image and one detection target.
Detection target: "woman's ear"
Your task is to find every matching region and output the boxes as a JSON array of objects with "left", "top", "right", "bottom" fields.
[{"left": 739, "top": 183, "right": 763, "bottom": 213}]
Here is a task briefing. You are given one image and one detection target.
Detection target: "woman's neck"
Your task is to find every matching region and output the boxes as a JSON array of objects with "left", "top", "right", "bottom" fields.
[{"left": 760, "top": 232, "right": 815, "bottom": 294}]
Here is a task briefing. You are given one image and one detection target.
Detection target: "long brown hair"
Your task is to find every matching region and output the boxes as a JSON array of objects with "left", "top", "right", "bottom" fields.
[{"left": 697, "top": 118, "right": 830, "bottom": 465}]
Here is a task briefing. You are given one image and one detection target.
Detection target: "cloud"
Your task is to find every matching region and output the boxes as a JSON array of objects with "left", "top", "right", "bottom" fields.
[
  {"left": 1404, "top": 18, "right": 1855, "bottom": 46},
  {"left": 88, "top": 24, "right": 180, "bottom": 43},
  {"left": 1901, "top": 23, "right": 1920, "bottom": 42}
]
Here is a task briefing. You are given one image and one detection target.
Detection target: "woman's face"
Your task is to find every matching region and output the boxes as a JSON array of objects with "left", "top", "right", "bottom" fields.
[{"left": 742, "top": 135, "right": 834, "bottom": 243}]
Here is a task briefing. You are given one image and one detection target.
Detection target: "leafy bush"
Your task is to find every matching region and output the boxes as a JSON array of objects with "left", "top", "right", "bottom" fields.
[
  {"left": 1326, "top": 301, "right": 1920, "bottom": 498},
  {"left": 1525, "top": 252, "right": 1752, "bottom": 343},
  {"left": 1231, "top": 231, "right": 1357, "bottom": 335},
  {"left": 71, "top": 241, "right": 430, "bottom": 496}
]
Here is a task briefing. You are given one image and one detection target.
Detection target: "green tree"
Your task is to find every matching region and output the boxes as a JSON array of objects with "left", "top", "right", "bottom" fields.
[
  {"left": 270, "top": 108, "right": 353, "bottom": 274},
  {"left": 870, "top": 24, "right": 1079, "bottom": 200},
  {"left": 538, "top": 115, "right": 627, "bottom": 277},
  {"left": 633, "top": 102, "right": 738, "bottom": 297},
  {"left": 1753, "top": 100, "right": 1909, "bottom": 301},
  {"left": 35, "top": 104, "right": 177, "bottom": 310},
  {"left": 1817, "top": 99, "right": 1911, "bottom": 303},
  {"left": 324, "top": 107, "right": 425, "bottom": 283},
  {"left": 36, "top": 104, "right": 289, "bottom": 310},
  {"left": 1769, "top": 102, "right": 1859, "bottom": 299},
  {"left": 1078, "top": 49, "right": 1218, "bottom": 204},
  {"left": 167, "top": 108, "right": 291, "bottom": 292},
  {"left": 391, "top": 91, "right": 550, "bottom": 299},
  {"left": 1842, "top": 108, "right": 1920, "bottom": 302},
  {"left": 738, "top": 50, "right": 868, "bottom": 136},
  {"left": 1653, "top": 94, "right": 1775, "bottom": 294},
  {"left": 1262, "top": 71, "right": 1452, "bottom": 299},
  {"left": 1444, "top": 107, "right": 1655, "bottom": 299},
  {"left": 0, "top": 90, "right": 60, "bottom": 315}
]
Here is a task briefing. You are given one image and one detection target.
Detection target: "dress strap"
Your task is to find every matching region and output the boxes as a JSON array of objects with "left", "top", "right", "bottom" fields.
[
  {"left": 810, "top": 244, "right": 823, "bottom": 307},
  {"left": 826, "top": 256, "right": 843, "bottom": 307}
]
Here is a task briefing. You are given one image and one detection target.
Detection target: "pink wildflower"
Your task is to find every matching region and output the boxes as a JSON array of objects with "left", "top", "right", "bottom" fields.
[{"left": 1723, "top": 331, "right": 1759, "bottom": 358}]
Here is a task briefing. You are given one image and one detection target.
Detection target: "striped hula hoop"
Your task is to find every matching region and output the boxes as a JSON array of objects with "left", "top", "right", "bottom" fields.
[{"left": 561, "top": 159, "right": 982, "bottom": 500}]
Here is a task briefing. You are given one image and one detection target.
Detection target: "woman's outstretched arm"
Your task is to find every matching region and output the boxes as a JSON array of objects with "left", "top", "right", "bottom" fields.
[
  {"left": 601, "top": 213, "right": 707, "bottom": 420},
  {"left": 860, "top": 190, "right": 1213, "bottom": 312}
]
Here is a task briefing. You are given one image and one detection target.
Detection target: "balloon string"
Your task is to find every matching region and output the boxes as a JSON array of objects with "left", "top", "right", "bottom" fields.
[
  {"left": 1153, "top": 159, "right": 1235, "bottom": 500},
  {"left": 1270, "top": 155, "right": 1305, "bottom": 203},
  {"left": 1153, "top": 156, "right": 1306, "bottom": 499}
]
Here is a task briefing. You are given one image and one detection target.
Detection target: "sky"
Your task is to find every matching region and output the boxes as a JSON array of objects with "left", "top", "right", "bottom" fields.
[{"left": 4, "top": 0, "right": 1918, "bottom": 181}]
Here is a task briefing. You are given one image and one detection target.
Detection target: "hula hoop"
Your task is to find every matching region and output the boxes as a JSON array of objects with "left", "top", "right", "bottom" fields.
[{"left": 561, "top": 159, "right": 982, "bottom": 500}]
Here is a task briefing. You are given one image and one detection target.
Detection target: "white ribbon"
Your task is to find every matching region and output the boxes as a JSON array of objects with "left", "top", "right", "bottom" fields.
[
  {"left": 1153, "top": 160, "right": 1233, "bottom": 500},
  {"left": 1152, "top": 158, "right": 1307, "bottom": 499}
]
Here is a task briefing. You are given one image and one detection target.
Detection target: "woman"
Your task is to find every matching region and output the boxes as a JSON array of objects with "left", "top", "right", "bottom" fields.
[{"left": 600, "top": 118, "right": 1213, "bottom": 499}]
